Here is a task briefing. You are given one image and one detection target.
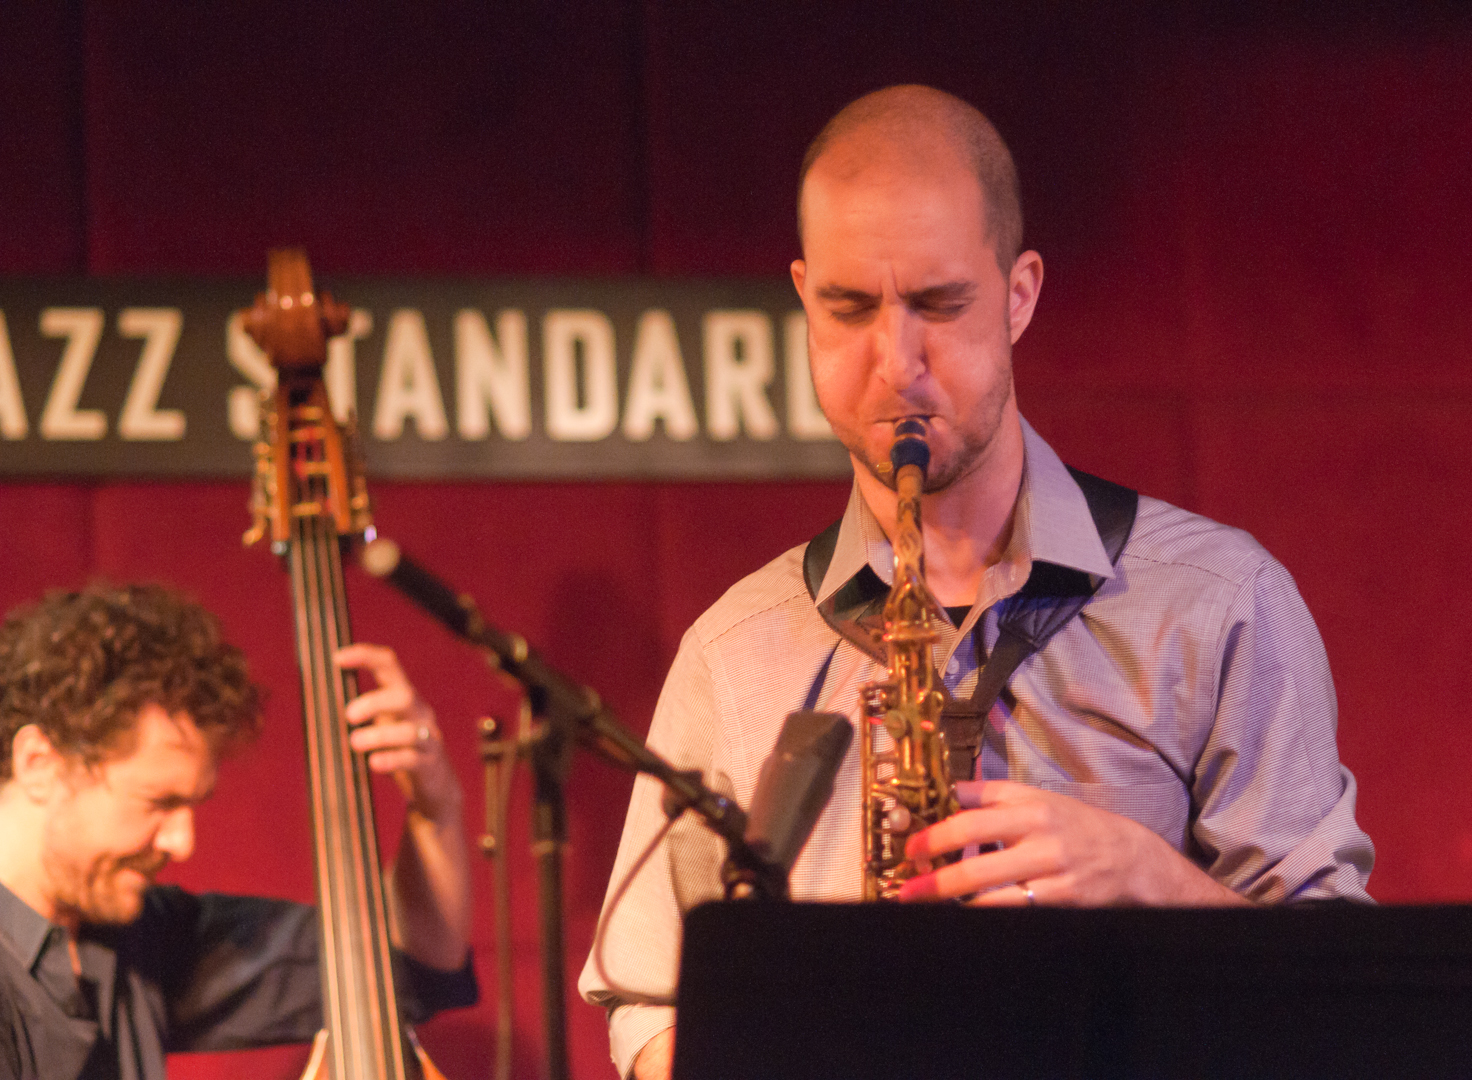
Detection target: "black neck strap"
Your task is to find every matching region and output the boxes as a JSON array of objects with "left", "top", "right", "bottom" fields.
[{"left": 802, "top": 468, "right": 1139, "bottom": 780}]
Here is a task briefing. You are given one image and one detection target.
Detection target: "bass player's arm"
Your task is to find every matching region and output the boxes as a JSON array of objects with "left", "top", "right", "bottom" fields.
[{"left": 339, "top": 642, "right": 473, "bottom": 972}]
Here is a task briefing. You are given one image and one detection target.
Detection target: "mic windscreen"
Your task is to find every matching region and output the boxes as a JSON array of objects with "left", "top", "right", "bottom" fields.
[{"left": 743, "top": 710, "right": 853, "bottom": 875}]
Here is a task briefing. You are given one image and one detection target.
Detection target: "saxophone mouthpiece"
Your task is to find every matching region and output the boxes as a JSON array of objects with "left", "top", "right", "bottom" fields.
[{"left": 890, "top": 418, "right": 930, "bottom": 477}]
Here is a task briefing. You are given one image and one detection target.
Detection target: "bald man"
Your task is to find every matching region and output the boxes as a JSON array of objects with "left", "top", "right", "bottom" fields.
[{"left": 580, "top": 86, "right": 1372, "bottom": 1080}]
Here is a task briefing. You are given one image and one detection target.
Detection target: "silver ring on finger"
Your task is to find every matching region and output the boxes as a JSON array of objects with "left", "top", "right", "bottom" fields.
[
  {"left": 1022, "top": 883, "right": 1036, "bottom": 906},
  {"left": 415, "top": 723, "right": 432, "bottom": 746}
]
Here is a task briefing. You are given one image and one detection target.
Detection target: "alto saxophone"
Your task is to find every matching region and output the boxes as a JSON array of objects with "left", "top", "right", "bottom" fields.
[{"left": 861, "top": 418, "right": 960, "bottom": 900}]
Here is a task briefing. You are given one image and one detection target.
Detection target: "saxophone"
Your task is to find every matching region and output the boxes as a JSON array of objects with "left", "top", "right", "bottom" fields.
[{"left": 861, "top": 418, "right": 961, "bottom": 900}]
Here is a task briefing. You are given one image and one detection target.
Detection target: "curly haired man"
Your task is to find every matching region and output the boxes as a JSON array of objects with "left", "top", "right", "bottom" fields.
[{"left": 0, "top": 583, "right": 475, "bottom": 1080}]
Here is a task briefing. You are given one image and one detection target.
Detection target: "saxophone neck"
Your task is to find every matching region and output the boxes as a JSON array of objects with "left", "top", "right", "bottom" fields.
[
  {"left": 889, "top": 421, "right": 941, "bottom": 612},
  {"left": 893, "top": 495, "right": 926, "bottom": 581},
  {"left": 889, "top": 417, "right": 930, "bottom": 568}
]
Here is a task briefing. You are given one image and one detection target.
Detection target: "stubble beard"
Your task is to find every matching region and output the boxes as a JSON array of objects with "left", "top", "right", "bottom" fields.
[
  {"left": 42, "top": 830, "right": 166, "bottom": 926},
  {"left": 849, "top": 362, "right": 1015, "bottom": 496}
]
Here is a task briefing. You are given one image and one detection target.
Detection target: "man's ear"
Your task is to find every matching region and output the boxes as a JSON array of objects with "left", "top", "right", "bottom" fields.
[
  {"left": 790, "top": 259, "right": 807, "bottom": 299},
  {"left": 1007, "top": 250, "right": 1045, "bottom": 345},
  {"left": 9, "top": 725, "right": 65, "bottom": 803}
]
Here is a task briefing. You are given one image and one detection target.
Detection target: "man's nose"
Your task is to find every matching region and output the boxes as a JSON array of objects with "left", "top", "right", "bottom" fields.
[
  {"left": 871, "top": 304, "right": 925, "bottom": 391},
  {"left": 155, "top": 806, "right": 196, "bottom": 863}
]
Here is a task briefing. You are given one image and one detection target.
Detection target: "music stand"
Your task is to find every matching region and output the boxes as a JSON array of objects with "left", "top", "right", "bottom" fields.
[{"left": 674, "top": 901, "right": 1472, "bottom": 1080}]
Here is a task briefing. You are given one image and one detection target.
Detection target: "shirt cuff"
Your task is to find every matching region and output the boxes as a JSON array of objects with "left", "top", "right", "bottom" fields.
[
  {"left": 393, "top": 948, "right": 480, "bottom": 1022},
  {"left": 609, "top": 1002, "right": 676, "bottom": 1079}
]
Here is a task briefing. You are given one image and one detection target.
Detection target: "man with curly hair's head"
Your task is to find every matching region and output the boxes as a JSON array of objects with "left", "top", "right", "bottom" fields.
[{"left": 0, "top": 583, "right": 262, "bottom": 928}]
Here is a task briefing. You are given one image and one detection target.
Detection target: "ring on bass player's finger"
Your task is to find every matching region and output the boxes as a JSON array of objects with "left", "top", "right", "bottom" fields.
[
  {"left": 1022, "top": 883, "right": 1037, "bottom": 906},
  {"left": 415, "top": 723, "right": 432, "bottom": 746}
]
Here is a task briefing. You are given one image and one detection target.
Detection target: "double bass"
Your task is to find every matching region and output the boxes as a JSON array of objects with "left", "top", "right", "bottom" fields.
[{"left": 242, "top": 249, "right": 446, "bottom": 1080}]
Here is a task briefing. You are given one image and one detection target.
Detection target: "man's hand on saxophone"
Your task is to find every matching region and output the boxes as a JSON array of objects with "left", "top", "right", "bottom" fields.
[{"left": 897, "top": 779, "right": 1249, "bottom": 907}]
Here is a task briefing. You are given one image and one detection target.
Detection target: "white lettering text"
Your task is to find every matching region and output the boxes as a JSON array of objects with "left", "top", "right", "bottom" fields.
[
  {"left": 456, "top": 309, "right": 531, "bottom": 441},
  {"left": 117, "top": 307, "right": 186, "bottom": 440},
  {"left": 544, "top": 309, "right": 617, "bottom": 442},
  {"left": 326, "top": 308, "right": 372, "bottom": 424},
  {"left": 39, "top": 308, "right": 106, "bottom": 440},
  {"left": 373, "top": 309, "right": 449, "bottom": 440},
  {"left": 227, "top": 311, "right": 275, "bottom": 440},
  {"left": 704, "top": 310, "right": 778, "bottom": 441},
  {"left": 0, "top": 312, "right": 27, "bottom": 439},
  {"left": 622, "top": 310, "right": 697, "bottom": 441}
]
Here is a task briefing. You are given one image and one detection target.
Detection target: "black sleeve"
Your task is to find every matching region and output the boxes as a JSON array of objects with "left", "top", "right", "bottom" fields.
[
  {"left": 124, "top": 887, "right": 477, "bottom": 1053},
  {"left": 394, "top": 949, "right": 480, "bottom": 1024},
  {"left": 0, "top": 985, "right": 23, "bottom": 1080}
]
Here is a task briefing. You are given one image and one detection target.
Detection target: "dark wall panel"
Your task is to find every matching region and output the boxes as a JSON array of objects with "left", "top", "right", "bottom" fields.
[
  {"left": 83, "top": 2, "right": 645, "bottom": 275},
  {"left": 0, "top": 4, "right": 85, "bottom": 271},
  {"left": 1184, "top": 34, "right": 1472, "bottom": 395}
]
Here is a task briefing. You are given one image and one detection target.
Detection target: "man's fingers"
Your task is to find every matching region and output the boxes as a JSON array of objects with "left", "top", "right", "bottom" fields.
[
  {"left": 904, "top": 805, "right": 1037, "bottom": 862},
  {"left": 335, "top": 642, "right": 433, "bottom": 727},
  {"left": 953, "top": 780, "right": 986, "bottom": 809},
  {"left": 350, "top": 721, "right": 441, "bottom": 779},
  {"left": 349, "top": 719, "right": 432, "bottom": 753},
  {"left": 362, "top": 747, "right": 423, "bottom": 774},
  {"left": 897, "top": 842, "right": 1057, "bottom": 902},
  {"left": 335, "top": 642, "right": 407, "bottom": 686},
  {"left": 343, "top": 683, "right": 419, "bottom": 724},
  {"left": 966, "top": 881, "right": 1045, "bottom": 908},
  {"left": 334, "top": 644, "right": 462, "bottom": 820},
  {"left": 956, "top": 779, "right": 1046, "bottom": 809}
]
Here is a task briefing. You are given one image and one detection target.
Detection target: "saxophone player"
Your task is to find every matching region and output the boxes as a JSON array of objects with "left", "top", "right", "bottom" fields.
[{"left": 581, "top": 85, "right": 1372, "bottom": 1080}]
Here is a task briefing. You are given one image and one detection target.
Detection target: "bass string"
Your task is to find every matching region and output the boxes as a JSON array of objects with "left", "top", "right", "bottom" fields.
[
  {"left": 287, "top": 516, "right": 352, "bottom": 1071},
  {"left": 318, "top": 506, "right": 406, "bottom": 1075},
  {"left": 295, "top": 506, "right": 405, "bottom": 1079},
  {"left": 305, "top": 510, "right": 377, "bottom": 1077}
]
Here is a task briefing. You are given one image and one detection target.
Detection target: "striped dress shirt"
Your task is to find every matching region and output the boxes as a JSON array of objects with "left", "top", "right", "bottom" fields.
[{"left": 578, "top": 417, "right": 1373, "bottom": 1078}]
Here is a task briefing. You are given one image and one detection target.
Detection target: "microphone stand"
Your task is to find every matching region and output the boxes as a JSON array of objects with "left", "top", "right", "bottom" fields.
[{"left": 359, "top": 538, "right": 783, "bottom": 1080}]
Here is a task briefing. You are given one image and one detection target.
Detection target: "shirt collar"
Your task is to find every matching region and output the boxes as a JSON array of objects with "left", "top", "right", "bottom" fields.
[
  {"left": 1018, "top": 415, "right": 1115, "bottom": 579},
  {"left": 815, "top": 415, "right": 1114, "bottom": 608},
  {"left": 0, "top": 880, "right": 120, "bottom": 1032},
  {"left": 0, "top": 878, "right": 54, "bottom": 971}
]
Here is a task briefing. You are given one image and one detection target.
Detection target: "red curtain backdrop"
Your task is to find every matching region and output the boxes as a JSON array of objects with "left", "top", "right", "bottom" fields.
[{"left": 2, "top": 5, "right": 1470, "bottom": 1078}]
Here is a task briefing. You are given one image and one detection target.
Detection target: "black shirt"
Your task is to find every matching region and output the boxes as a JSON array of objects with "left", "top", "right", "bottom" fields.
[{"left": 0, "top": 882, "right": 477, "bottom": 1080}]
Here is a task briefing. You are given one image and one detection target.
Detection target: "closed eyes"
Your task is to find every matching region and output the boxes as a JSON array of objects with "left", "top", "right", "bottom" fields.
[{"left": 816, "top": 281, "right": 975, "bottom": 323}]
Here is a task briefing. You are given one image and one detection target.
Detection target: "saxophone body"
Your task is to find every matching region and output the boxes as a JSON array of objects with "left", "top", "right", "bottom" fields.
[{"left": 860, "top": 419, "right": 961, "bottom": 900}]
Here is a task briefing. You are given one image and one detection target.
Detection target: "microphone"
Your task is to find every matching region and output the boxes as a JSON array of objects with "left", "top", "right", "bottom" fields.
[
  {"left": 360, "top": 535, "right": 754, "bottom": 850},
  {"left": 361, "top": 537, "right": 477, "bottom": 638},
  {"left": 724, "top": 710, "right": 853, "bottom": 900}
]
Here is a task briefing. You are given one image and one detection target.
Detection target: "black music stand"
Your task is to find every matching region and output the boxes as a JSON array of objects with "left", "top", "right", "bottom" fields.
[{"left": 673, "top": 902, "right": 1472, "bottom": 1080}]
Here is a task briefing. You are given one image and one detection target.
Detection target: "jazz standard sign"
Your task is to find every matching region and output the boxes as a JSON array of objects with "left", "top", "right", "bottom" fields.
[{"left": 0, "top": 279, "right": 852, "bottom": 480}]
